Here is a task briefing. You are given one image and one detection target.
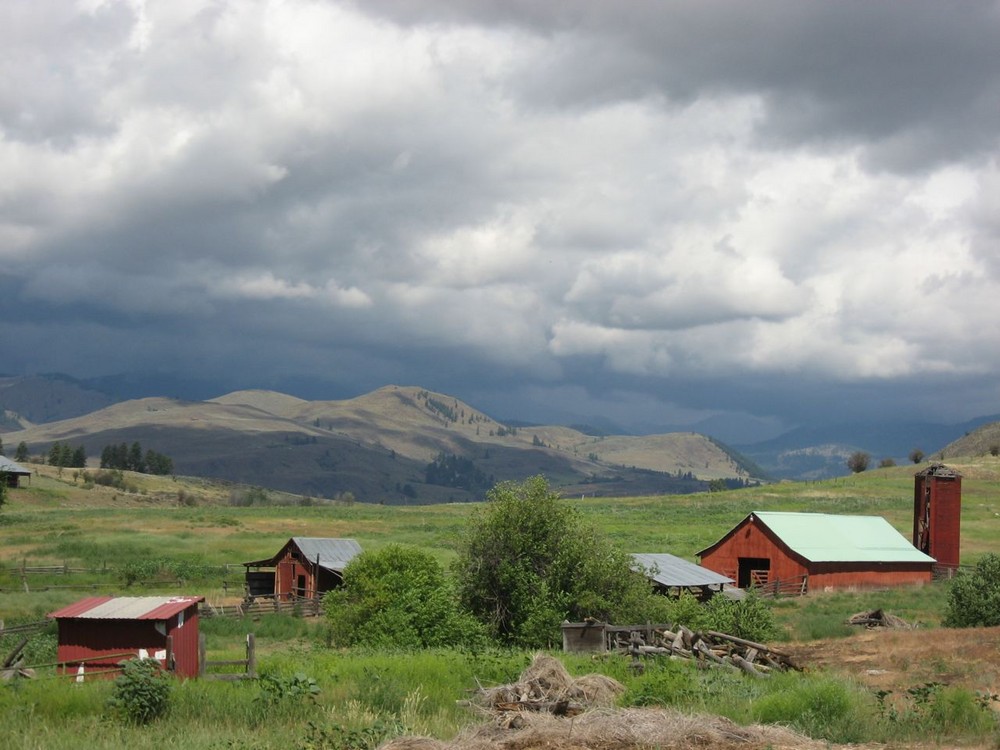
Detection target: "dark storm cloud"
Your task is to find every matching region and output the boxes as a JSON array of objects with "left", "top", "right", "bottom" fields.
[{"left": 0, "top": 0, "right": 998, "bottom": 435}]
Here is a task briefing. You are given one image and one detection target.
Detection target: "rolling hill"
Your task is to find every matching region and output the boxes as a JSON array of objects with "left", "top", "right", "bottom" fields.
[{"left": 0, "top": 384, "right": 761, "bottom": 502}]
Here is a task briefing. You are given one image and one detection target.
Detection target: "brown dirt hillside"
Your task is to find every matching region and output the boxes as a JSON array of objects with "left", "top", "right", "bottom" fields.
[{"left": 941, "top": 422, "right": 1000, "bottom": 462}]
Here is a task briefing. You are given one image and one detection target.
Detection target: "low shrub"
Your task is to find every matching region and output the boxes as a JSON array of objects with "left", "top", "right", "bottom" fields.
[{"left": 108, "top": 658, "right": 172, "bottom": 724}]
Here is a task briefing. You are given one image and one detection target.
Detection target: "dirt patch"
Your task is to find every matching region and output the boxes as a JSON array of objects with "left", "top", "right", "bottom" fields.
[{"left": 789, "top": 625, "right": 1000, "bottom": 698}]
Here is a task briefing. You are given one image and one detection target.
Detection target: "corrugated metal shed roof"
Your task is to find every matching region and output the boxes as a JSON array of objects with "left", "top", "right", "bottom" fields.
[
  {"left": 294, "top": 537, "right": 362, "bottom": 573},
  {"left": 243, "top": 537, "right": 363, "bottom": 572},
  {"left": 631, "top": 553, "right": 733, "bottom": 587},
  {"left": 752, "top": 512, "right": 935, "bottom": 564},
  {"left": 48, "top": 596, "right": 203, "bottom": 620},
  {"left": 0, "top": 456, "right": 31, "bottom": 474}
]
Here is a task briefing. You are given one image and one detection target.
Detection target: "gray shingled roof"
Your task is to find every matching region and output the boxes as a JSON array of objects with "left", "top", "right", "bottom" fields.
[{"left": 631, "top": 552, "right": 733, "bottom": 587}]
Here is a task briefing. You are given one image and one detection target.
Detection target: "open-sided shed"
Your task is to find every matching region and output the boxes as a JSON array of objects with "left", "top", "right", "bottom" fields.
[
  {"left": 243, "top": 537, "right": 362, "bottom": 599},
  {"left": 48, "top": 595, "right": 204, "bottom": 680},
  {"left": 631, "top": 552, "right": 733, "bottom": 601},
  {"left": 0, "top": 456, "right": 31, "bottom": 487},
  {"left": 697, "top": 511, "right": 934, "bottom": 593}
]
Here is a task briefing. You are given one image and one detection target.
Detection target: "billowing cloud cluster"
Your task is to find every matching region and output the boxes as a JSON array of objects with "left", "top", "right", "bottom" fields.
[{"left": 2, "top": 0, "right": 999, "bottom": 431}]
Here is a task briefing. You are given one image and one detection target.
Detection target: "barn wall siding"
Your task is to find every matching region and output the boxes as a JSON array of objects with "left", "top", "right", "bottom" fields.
[
  {"left": 699, "top": 521, "right": 808, "bottom": 583},
  {"left": 700, "top": 516, "right": 932, "bottom": 592}
]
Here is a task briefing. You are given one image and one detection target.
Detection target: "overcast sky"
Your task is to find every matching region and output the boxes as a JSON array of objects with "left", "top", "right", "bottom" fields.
[{"left": 2, "top": 0, "right": 999, "bottom": 436}]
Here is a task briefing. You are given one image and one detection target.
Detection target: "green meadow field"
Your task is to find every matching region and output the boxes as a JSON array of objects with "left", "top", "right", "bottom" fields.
[{"left": 2, "top": 458, "right": 1000, "bottom": 749}]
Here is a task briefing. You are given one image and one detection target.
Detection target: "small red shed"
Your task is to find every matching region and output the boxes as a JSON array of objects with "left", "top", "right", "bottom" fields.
[
  {"left": 243, "top": 537, "right": 362, "bottom": 599},
  {"left": 698, "top": 512, "right": 934, "bottom": 593},
  {"left": 48, "top": 595, "right": 204, "bottom": 680}
]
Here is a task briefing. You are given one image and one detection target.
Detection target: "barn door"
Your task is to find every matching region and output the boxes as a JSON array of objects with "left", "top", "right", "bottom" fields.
[{"left": 737, "top": 557, "right": 770, "bottom": 588}]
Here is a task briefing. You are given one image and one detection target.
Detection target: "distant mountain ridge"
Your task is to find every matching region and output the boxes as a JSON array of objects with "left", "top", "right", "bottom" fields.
[
  {"left": 1, "top": 373, "right": 992, "bottom": 487},
  {"left": 0, "top": 379, "right": 760, "bottom": 503}
]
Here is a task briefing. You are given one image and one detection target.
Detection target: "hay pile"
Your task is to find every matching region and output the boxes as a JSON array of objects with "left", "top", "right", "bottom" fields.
[
  {"left": 471, "top": 653, "right": 625, "bottom": 715},
  {"left": 380, "top": 708, "right": 828, "bottom": 750},
  {"left": 380, "top": 653, "right": 829, "bottom": 750}
]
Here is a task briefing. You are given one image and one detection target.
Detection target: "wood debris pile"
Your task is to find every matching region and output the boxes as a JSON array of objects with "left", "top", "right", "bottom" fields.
[
  {"left": 845, "top": 609, "right": 911, "bottom": 629},
  {"left": 464, "top": 653, "right": 625, "bottom": 725},
  {"left": 610, "top": 626, "right": 802, "bottom": 678}
]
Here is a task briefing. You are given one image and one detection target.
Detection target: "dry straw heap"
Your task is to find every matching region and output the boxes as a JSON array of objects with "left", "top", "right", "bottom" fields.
[{"left": 381, "top": 653, "right": 831, "bottom": 750}]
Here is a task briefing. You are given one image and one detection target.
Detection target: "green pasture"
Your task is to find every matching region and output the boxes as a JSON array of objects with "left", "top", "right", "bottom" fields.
[{"left": 2, "top": 459, "right": 1000, "bottom": 748}]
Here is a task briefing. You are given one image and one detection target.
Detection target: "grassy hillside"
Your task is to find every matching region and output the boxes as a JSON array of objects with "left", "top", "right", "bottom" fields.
[
  {"left": 1, "top": 386, "right": 762, "bottom": 501},
  {"left": 939, "top": 419, "right": 1000, "bottom": 460}
]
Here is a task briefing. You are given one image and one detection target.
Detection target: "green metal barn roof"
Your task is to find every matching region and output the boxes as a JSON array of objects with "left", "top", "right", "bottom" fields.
[{"left": 750, "top": 512, "right": 935, "bottom": 564}]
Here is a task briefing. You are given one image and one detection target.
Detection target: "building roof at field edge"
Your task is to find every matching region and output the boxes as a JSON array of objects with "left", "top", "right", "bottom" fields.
[
  {"left": 242, "top": 537, "right": 362, "bottom": 573},
  {"left": 631, "top": 552, "right": 734, "bottom": 587},
  {"left": 0, "top": 456, "right": 31, "bottom": 475},
  {"left": 48, "top": 595, "right": 204, "bottom": 620},
  {"left": 698, "top": 511, "right": 936, "bottom": 564}
]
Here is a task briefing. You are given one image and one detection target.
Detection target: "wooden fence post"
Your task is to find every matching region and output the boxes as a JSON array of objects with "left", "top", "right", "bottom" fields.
[
  {"left": 165, "top": 635, "right": 174, "bottom": 673},
  {"left": 246, "top": 634, "right": 256, "bottom": 678}
]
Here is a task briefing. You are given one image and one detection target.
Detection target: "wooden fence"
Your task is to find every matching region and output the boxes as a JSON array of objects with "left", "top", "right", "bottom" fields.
[
  {"left": 752, "top": 574, "right": 809, "bottom": 598},
  {"left": 199, "top": 632, "right": 256, "bottom": 681},
  {"left": 199, "top": 594, "right": 323, "bottom": 619}
]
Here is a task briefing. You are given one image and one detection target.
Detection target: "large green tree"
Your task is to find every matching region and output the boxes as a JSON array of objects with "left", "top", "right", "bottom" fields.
[
  {"left": 325, "top": 544, "right": 485, "bottom": 648},
  {"left": 453, "top": 475, "right": 671, "bottom": 647}
]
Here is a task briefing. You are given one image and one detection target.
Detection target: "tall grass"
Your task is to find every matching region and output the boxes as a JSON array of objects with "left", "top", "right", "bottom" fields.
[{"left": 2, "top": 645, "right": 997, "bottom": 749}]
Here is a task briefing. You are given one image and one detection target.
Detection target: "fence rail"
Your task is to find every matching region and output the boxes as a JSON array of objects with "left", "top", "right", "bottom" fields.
[
  {"left": 0, "top": 620, "right": 50, "bottom": 638},
  {"left": 199, "top": 595, "right": 323, "bottom": 619},
  {"left": 752, "top": 574, "right": 809, "bottom": 598},
  {"left": 0, "top": 560, "right": 247, "bottom": 577}
]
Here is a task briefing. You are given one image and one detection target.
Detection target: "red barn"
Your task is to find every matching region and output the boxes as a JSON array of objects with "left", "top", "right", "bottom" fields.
[
  {"left": 49, "top": 595, "right": 204, "bottom": 680},
  {"left": 698, "top": 512, "right": 934, "bottom": 593},
  {"left": 243, "top": 537, "right": 362, "bottom": 599}
]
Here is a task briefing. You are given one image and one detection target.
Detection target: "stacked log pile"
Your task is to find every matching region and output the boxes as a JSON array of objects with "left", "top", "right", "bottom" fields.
[{"left": 611, "top": 626, "right": 802, "bottom": 678}]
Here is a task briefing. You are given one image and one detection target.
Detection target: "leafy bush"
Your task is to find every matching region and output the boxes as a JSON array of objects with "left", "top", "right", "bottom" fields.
[
  {"left": 702, "top": 589, "right": 780, "bottom": 642},
  {"left": 662, "top": 590, "right": 779, "bottom": 644},
  {"left": 453, "top": 476, "right": 672, "bottom": 647},
  {"left": 108, "top": 658, "right": 172, "bottom": 724},
  {"left": 326, "top": 545, "right": 487, "bottom": 648},
  {"left": 943, "top": 553, "right": 1000, "bottom": 627},
  {"left": 256, "top": 672, "right": 320, "bottom": 709}
]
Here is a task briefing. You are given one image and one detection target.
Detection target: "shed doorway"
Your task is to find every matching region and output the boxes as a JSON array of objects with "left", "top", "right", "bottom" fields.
[{"left": 737, "top": 557, "right": 770, "bottom": 588}]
